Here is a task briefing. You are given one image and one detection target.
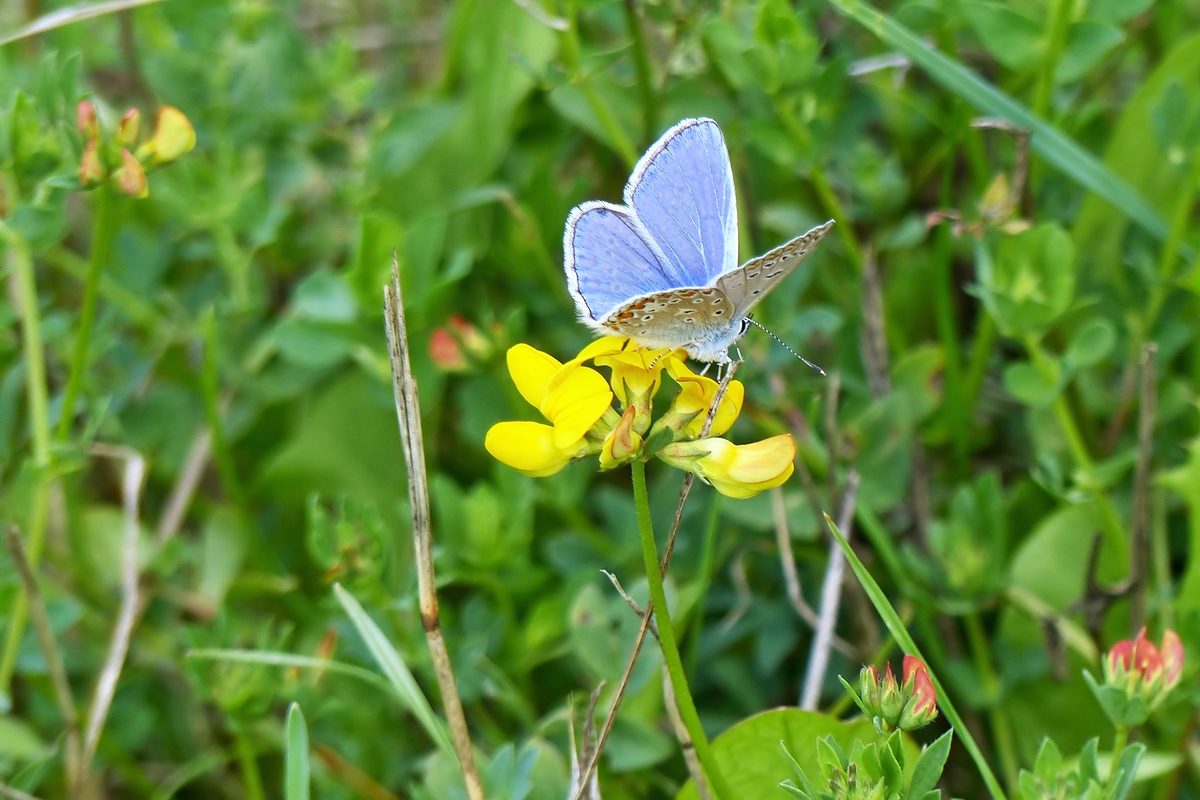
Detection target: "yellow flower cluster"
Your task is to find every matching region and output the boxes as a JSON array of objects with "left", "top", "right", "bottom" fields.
[{"left": 485, "top": 337, "right": 795, "bottom": 498}]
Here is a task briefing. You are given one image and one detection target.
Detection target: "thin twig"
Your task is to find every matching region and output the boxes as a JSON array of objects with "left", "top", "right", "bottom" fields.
[
  {"left": 824, "top": 373, "right": 841, "bottom": 511},
  {"left": 1128, "top": 343, "right": 1157, "bottom": 632},
  {"left": 601, "top": 570, "right": 658, "bottom": 641},
  {"left": 1072, "top": 533, "right": 1127, "bottom": 648},
  {"left": 662, "top": 666, "right": 712, "bottom": 800},
  {"left": 568, "top": 684, "right": 605, "bottom": 800},
  {"left": 717, "top": 552, "right": 752, "bottom": 634},
  {"left": 859, "top": 246, "right": 890, "bottom": 400},
  {"left": 773, "top": 489, "right": 855, "bottom": 654},
  {"left": 82, "top": 445, "right": 144, "bottom": 772},
  {"left": 801, "top": 471, "right": 861, "bottom": 710},
  {"left": 3, "top": 527, "right": 81, "bottom": 789},
  {"left": 155, "top": 426, "right": 212, "bottom": 544},
  {"left": 383, "top": 258, "right": 484, "bottom": 800},
  {"left": 573, "top": 361, "right": 741, "bottom": 800}
]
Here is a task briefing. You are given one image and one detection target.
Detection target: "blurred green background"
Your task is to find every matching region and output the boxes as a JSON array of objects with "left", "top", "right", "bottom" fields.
[{"left": 3, "top": 0, "right": 1200, "bottom": 797}]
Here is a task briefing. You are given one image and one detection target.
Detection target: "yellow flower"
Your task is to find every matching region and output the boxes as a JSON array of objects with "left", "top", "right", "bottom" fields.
[
  {"left": 661, "top": 358, "right": 744, "bottom": 438},
  {"left": 115, "top": 149, "right": 149, "bottom": 198},
  {"left": 139, "top": 106, "right": 196, "bottom": 165},
  {"left": 485, "top": 344, "right": 614, "bottom": 476},
  {"left": 658, "top": 434, "right": 796, "bottom": 498},
  {"left": 592, "top": 340, "right": 675, "bottom": 435}
]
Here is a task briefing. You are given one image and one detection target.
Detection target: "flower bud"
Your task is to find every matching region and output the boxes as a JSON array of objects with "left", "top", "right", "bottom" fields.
[
  {"left": 657, "top": 434, "right": 794, "bottom": 499},
  {"left": 858, "top": 665, "right": 880, "bottom": 712},
  {"left": 898, "top": 656, "right": 938, "bottom": 730},
  {"left": 76, "top": 100, "right": 99, "bottom": 139},
  {"left": 878, "top": 663, "right": 904, "bottom": 728},
  {"left": 429, "top": 327, "right": 467, "bottom": 371},
  {"left": 116, "top": 108, "right": 140, "bottom": 147},
  {"left": 1162, "top": 629, "right": 1184, "bottom": 691},
  {"left": 140, "top": 106, "right": 196, "bottom": 165},
  {"left": 78, "top": 139, "right": 106, "bottom": 187},
  {"left": 1097, "top": 627, "right": 1185, "bottom": 720},
  {"left": 599, "top": 405, "right": 642, "bottom": 469},
  {"left": 115, "top": 149, "right": 149, "bottom": 198},
  {"left": 1105, "top": 638, "right": 1134, "bottom": 684}
]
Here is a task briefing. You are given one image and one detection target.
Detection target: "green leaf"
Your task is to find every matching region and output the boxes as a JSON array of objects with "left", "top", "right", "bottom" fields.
[
  {"left": 1057, "top": 21, "right": 1124, "bottom": 83},
  {"left": 1066, "top": 319, "right": 1117, "bottom": 368},
  {"left": 908, "top": 730, "right": 953, "bottom": 798},
  {"left": 186, "top": 648, "right": 398, "bottom": 697},
  {"left": 1033, "top": 737, "right": 1063, "bottom": 785},
  {"left": 826, "top": 0, "right": 1178, "bottom": 254},
  {"left": 1004, "top": 361, "right": 1061, "bottom": 407},
  {"left": 285, "top": 703, "right": 310, "bottom": 800},
  {"left": 821, "top": 516, "right": 1007, "bottom": 800},
  {"left": 333, "top": 584, "right": 458, "bottom": 761},
  {"left": 977, "top": 224, "right": 1076, "bottom": 337},
  {"left": 1079, "top": 738, "right": 1101, "bottom": 785},
  {"left": 960, "top": 2, "right": 1044, "bottom": 72},
  {"left": 1109, "top": 743, "right": 1147, "bottom": 800}
]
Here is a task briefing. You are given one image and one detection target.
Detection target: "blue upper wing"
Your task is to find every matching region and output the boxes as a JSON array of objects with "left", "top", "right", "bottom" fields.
[
  {"left": 564, "top": 201, "right": 676, "bottom": 321},
  {"left": 625, "top": 118, "right": 739, "bottom": 287}
]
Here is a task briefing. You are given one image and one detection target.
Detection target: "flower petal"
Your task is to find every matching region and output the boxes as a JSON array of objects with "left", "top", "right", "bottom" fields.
[
  {"left": 543, "top": 365, "right": 613, "bottom": 448},
  {"left": 507, "top": 344, "right": 564, "bottom": 409},
  {"left": 571, "top": 336, "right": 629, "bottom": 365},
  {"left": 485, "top": 421, "right": 580, "bottom": 477},
  {"left": 659, "top": 434, "right": 795, "bottom": 498}
]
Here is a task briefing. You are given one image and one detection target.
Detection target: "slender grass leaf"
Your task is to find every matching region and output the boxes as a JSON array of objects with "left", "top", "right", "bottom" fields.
[
  {"left": 149, "top": 751, "right": 229, "bottom": 800},
  {"left": 824, "top": 514, "right": 1008, "bottom": 800},
  {"left": 826, "top": 0, "right": 1184, "bottom": 259},
  {"left": 333, "top": 583, "right": 457, "bottom": 761},
  {"left": 0, "top": 0, "right": 166, "bottom": 46},
  {"left": 186, "top": 648, "right": 398, "bottom": 697},
  {"left": 285, "top": 703, "right": 310, "bottom": 800}
]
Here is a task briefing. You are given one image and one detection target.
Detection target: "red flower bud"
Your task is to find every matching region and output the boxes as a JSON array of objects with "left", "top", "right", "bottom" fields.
[
  {"left": 115, "top": 149, "right": 148, "bottom": 198},
  {"left": 898, "top": 656, "right": 938, "bottom": 730},
  {"left": 78, "top": 138, "right": 105, "bottom": 187},
  {"left": 1105, "top": 638, "right": 1134, "bottom": 683},
  {"left": 76, "top": 100, "right": 98, "bottom": 139},
  {"left": 116, "top": 108, "right": 140, "bottom": 148},
  {"left": 1133, "top": 628, "right": 1165, "bottom": 686},
  {"left": 429, "top": 327, "right": 466, "bottom": 371}
]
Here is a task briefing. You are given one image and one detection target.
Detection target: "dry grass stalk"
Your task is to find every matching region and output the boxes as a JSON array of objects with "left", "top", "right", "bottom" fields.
[{"left": 382, "top": 257, "right": 484, "bottom": 800}]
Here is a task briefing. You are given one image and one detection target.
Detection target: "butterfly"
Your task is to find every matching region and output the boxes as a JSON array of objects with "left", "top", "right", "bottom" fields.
[{"left": 563, "top": 117, "right": 833, "bottom": 365}]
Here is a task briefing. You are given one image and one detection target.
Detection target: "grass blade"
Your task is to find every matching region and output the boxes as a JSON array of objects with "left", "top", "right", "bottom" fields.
[
  {"left": 827, "top": 0, "right": 1185, "bottom": 258},
  {"left": 0, "top": 0, "right": 166, "bottom": 46},
  {"left": 824, "top": 514, "right": 1008, "bottom": 800},
  {"left": 285, "top": 703, "right": 310, "bottom": 800},
  {"left": 186, "top": 648, "right": 399, "bottom": 697},
  {"left": 333, "top": 583, "right": 458, "bottom": 761}
]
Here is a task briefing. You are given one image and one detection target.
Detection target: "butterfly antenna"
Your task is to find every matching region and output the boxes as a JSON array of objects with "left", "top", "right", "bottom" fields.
[{"left": 744, "top": 318, "right": 826, "bottom": 376}]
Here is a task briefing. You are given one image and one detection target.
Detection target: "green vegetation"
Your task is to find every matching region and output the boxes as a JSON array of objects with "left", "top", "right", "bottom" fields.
[{"left": 1, "top": 0, "right": 1200, "bottom": 797}]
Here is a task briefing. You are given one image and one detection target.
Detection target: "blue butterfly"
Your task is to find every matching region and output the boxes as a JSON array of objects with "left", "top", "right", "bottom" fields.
[{"left": 564, "top": 117, "right": 833, "bottom": 364}]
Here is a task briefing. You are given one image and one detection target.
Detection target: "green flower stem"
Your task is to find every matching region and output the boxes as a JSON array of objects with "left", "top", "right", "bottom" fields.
[
  {"left": 56, "top": 184, "right": 118, "bottom": 442},
  {"left": 685, "top": 492, "right": 722, "bottom": 679},
  {"left": 631, "top": 460, "right": 732, "bottom": 800},
  {"left": 234, "top": 726, "right": 266, "bottom": 800},
  {"left": 1109, "top": 725, "right": 1129, "bottom": 785},
  {"left": 0, "top": 226, "right": 53, "bottom": 699},
  {"left": 1023, "top": 336, "right": 1128, "bottom": 559},
  {"left": 962, "top": 313, "right": 997, "bottom": 414},
  {"left": 964, "top": 611, "right": 1020, "bottom": 793},
  {"left": 622, "top": 0, "right": 656, "bottom": 142},
  {"left": 1032, "top": 0, "right": 1071, "bottom": 119}
]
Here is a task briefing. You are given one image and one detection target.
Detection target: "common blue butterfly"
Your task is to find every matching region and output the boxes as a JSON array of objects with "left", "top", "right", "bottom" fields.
[{"left": 564, "top": 117, "right": 833, "bottom": 364}]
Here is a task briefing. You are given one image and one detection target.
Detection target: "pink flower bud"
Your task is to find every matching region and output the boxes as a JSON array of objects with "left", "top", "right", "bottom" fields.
[
  {"left": 1133, "top": 628, "right": 1165, "bottom": 686},
  {"left": 78, "top": 139, "right": 105, "bottom": 187},
  {"left": 429, "top": 327, "right": 466, "bottom": 371},
  {"left": 1105, "top": 638, "right": 1134, "bottom": 683},
  {"left": 115, "top": 149, "right": 148, "bottom": 198},
  {"left": 76, "top": 100, "right": 98, "bottom": 139},
  {"left": 898, "top": 656, "right": 938, "bottom": 731},
  {"left": 116, "top": 108, "right": 140, "bottom": 147}
]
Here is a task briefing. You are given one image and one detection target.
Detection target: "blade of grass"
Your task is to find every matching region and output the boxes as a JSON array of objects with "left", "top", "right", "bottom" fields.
[
  {"left": 0, "top": 0, "right": 165, "bottom": 46},
  {"left": 285, "top": 703, "right": 310, "bottom": 800},
  {"left": 332, "top": 584, "right": 457, "bottom": 761},
  {"left": 824, "top": 513, "right": 1008, "bottom": 800},
  {"left": 186, "top": 649, "right": 399, "bottom": 698},
  {"left": 827, "top": 0, "right": 1186, "bottom": 259}
]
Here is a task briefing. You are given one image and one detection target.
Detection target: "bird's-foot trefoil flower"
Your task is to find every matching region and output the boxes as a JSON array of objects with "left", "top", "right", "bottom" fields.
[
  {"left": 846, "top": 656, "right": 939, "bottom": 733},
  {"left": 1087, "top": 627, "right": 1184, "bottom": 727},
  {"left": 485, "top": 337, "right": 795, "bottom": 497}
]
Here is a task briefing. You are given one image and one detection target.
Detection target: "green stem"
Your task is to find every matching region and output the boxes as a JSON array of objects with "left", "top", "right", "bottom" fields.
[
  {"left": 1145, "top": 150, "right": 1200, "bottom": 335},
  {"left": 1032, "top": 0, "right": 1071, "bottom": 119},
  {"left": 631, "top": 461, "right": 732, "bottom": 800},
  {"left": 56, "top": 185, "right": 118, "bottom": 442},
  {"left": 200, "top": 308, "right": 244, "bottom": 507},
  {"left": 0, "top": 228, "right": 53, "bottom": 699},
  {"left": 623, "top": 0, "right": 656, "bottom": 142},
  {"left": 933, "top": 221, "right": 967, "bottom": 474},
  {"left": 1109, "top": 725, "right": 1129, "bottom": 785},
  {"left": 1023, "top": 336, "right": 1128, "bottom": 559},
  {"left": 963, "top": 612, "right": 1020, "bottom": 793},
  {"left": 685, "top": 493, "right": 722, "bottom": 678},
  {"left": 234, "top": 726, "right": 266, "bottom": 800},
  {"left": 963, "top": 313, "right": 997, "bottom": 412}
]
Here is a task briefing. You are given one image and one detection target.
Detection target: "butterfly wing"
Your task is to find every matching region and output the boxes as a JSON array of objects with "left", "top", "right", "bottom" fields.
[
  {"left": 600, "top": 286, "right": 737, "bottom": 351},
  {"left": 717, "top": 220, "right": 834, "bottom": 316},
  {"left": 625, "top": 118, "right": 739, "bottom": 287},
  {"left": 564, "top": 201, "right": 678, "bottom": 324}
]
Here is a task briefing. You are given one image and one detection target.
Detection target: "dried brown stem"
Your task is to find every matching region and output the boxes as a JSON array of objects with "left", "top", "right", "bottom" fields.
[
  {"left": 383, "top": 258, "right": 484, "bottom": 800},
  {"left": 155, "top": 425, "right": 212, "bottom": 544},
  {"left": 3, "top": 526, "right": 81, "bottom": 790},
  {"left": 572, "top": 361, "right": 740, "bottom": 800},
  {"left": 717, "top": 552, "right": 752, "bottom": 634},
  {"left": 602, "top": 570, "right": 658, "bottom": 641},
  {"left": 800, "top": 471, "right": 860, "bottom": 710},
  {"left": 81, "top": 445, "right": 145, "bottom": 774},
  {"left": 824, "top": 373, "right": 841, "bottom": 510},
  {"left": 1129, "top": 343, "right": 1157, "bottom": 632}
]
